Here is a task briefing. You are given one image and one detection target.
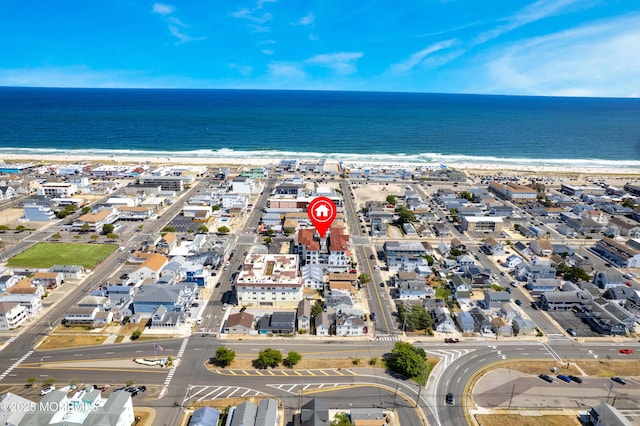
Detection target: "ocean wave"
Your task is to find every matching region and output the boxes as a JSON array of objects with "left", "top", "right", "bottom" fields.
[{"left": 1, "top": 147, "right": 639, "bottom": 170}]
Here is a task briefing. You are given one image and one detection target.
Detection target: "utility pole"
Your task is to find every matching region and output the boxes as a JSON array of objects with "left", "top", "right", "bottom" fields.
[
  {"left": 507, "top": 383, "right": 516, "bottom": 410},
  {"left": 392, "top": 383, "right": 398, "bottom": 411}
]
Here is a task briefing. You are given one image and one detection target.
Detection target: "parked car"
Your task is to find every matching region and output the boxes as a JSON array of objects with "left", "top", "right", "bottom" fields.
[
  {"left": 370, "top": 312, "right": 376, "bottom": 321},
  {"left": 444, "top": 338, "right": 460, "bottom": 343},
  {"left": 620, "top": 349, "right": 633, "bottom": 354},
  {"left": 567, "top": 328, "right": 577, "bottom": 337},
  {"left": 446, "top": 392, "right": 454, "bottom": 404},
  {"left": 557, "top": 374, "right": 571, "bottom": 383},
  {"left": 137, "top": 385, "right": 147, "bottom": 392},
  {"left": 40, "top": 386, "right": 55, "bottom": 396},
  {"left": 538, "top": 374, "right": 553, "bottom": 383},
  {"left": 379, "top": 282, "right": 384, "bottom": 287},
  {"left": 370, "top": 254, "right": 375, "bottom": 260},
  {"left": 568, "top": 375, "right": 583, "bottom": 383},
  {"left": 514, "top": 299, "right": 522, "bottom": 306},
  {"left": 611, "top": 376, "right": 626, "bottom": 385}
]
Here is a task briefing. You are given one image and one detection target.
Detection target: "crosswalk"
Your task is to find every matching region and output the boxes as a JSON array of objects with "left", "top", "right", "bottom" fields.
[
  {"left": 164, "top": 338, "right": 189, "bottom": 386},
  {"left": 0, "top": 350, "right": 34, "bottom": 382},
  {"left": 213, "top": 368, "right": 357, "bottom": 377},
  {"left": 182, "top": 385, "right": 264, "bottom": 405},
  {"left": 376, "top": 335, "right": 400, "bottom": 342},
  {"left": 0, "top": 336, "right": 18, "bottom": 352},
  {"left": 422, "top": 348, "right": 475, "bottom": 369},
  {"left": 266, "top": 383, "right": 352, "bottom": 395}
]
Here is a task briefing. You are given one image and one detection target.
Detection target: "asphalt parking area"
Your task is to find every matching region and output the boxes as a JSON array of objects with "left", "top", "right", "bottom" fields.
[{"left": 546, "top": 310, "right": 602, "bottom": 337}]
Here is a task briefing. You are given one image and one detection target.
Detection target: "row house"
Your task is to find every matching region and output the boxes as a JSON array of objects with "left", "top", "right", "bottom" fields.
[
  {"left": 606, "top": 216, "right": 640, "bottom": 238},
  {"left": 593, "top": 238, "right": 640, "bottom": 268},
  {"left": 297, "top": 228, "right": 350, "bottom": 273},
  {"left": 488, "top": 182, "right": 538, "bottom": 202}
]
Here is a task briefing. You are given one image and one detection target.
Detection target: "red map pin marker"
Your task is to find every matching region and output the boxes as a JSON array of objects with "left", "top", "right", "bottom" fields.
[{"left": 307, "top": 196, "right": 337, "bottom": 238}]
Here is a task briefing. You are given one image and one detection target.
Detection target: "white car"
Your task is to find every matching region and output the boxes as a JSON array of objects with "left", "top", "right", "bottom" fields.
[{"left": 40, "top": 386, "right": 55, "bottom": 396}]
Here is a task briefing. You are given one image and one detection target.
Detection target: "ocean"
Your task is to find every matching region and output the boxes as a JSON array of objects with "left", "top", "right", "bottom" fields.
[{"left": 0, "top": 87, "right": 639, "bottom": 169}]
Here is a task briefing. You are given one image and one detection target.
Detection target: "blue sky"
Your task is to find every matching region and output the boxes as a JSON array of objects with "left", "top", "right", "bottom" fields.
[{"left": 1, "top": 0, "right": 639, "bottom": 97}]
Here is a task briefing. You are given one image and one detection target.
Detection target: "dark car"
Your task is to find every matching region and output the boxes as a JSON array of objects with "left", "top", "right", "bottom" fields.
[
  {"left": 379, "top": 282, "right": 385, "bottom": 287},
  {"left": 137, "top": 385, "right": 147, "bottom": 392},
  {"left": 370, "top": 254, "right": 376, "bottom": 260},
  {"left": 538, "top": 374, "right": 553, "bottom": 383},
  {"left": 445, "top": 392, "right": 454, "bottom": 404},
  {"left": 568, "top": 375, "right": 583, "bottom": 383},
  {"left": 370, "top": 312, "right": 376, "bottom": 321},
  {"left": 611, "top": 376, "right": 626, "bottom": 385},
  {"left": 557, "top": 374, "right": 571, "bottom": 383},
  {"left": 444, "top": 338, "right": 460, "bottom": 343},
  {"left": 567, "top": 328, "right": 577, "bottom": 337}
]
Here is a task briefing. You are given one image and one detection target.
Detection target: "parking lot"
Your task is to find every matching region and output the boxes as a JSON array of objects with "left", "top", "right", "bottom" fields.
[{"left": 547, "top": 309, "right": 602, "bottom": 337}]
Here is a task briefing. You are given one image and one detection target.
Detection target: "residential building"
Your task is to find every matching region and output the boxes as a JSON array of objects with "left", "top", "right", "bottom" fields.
[
  {"left": 72, "top": 208, "right": 118, "bottom": 232},
  {"left": 491, "top": 317, "right": 513, "bottom": 336},
  {"left": 526, "top": 278, "right": 561, "bottom": 295},
  {"left": 512, "top": 317, "right": 536, "bottom": 335},
  {"left": 0, "top": 293, "right": 42, "bottom": 317},
  {"left": 236, "top": 254, "right": 303, "bottom": 307},
  {"left": 450, "top": 275, "right": 472, "bottom": 301},
  {"left": 297, "top": 299, "right": 311, "bottom": 331},
  {"left": 470, "top": 307, "right": 492, "bottom": 334},
  {"left": 539, "top": 288, "right": 591, "bottom": 310},
  {"left": 224, "top": 312, "right": 255, "bottom": 334},
  {"left": 587, "top": 402, "right": 632, "bottom": 426},
  {"left": 0, "top": 302, "right": 28, "bottom": 330},
  {"left": 593, "top": 238, "right": 640, "bottom": 268},
  {"left": 585, "top": 298, "right": 635, "bottom": 335},
  {"left": 432, "top": 306, "right": 456, "bottom": 333},
  {"left": 398, "top": 280, "right": 434, "bottom": 300},
  {"left": 21, "top": 204, "right": 56, "bottom": 221},
  {"left": 456, "top": 311, "right": 475, "bottom": 334},
  {"left": 482, "top": 291, "right": 511, "bottom": 309},
  {"left": 19, "top": 387, "right": 134, "bottom": 426},
  {"left": 296, "top": 399, "right": 330, "bottom": 426},
  {"left": 150, "top": 305, "right": 184, "bottom": 328},
  {"left": 132, "top": 253, "right": 170, "bottom": 281},
  {"left": 383, "top": 241, "right": 427, "bottom": 260},
  {"left": 594, "top": 270, "right": 625, "bottom": 290},
  {"left": 297, "top": 227, "right": 350, "bottom": 273},
  {"left": 315, "top": 312, "right": 331, "bottom": 336},
  {"left": 482, "top": 237, "right": 504, "bottom": 255},
  {"left": 132, "top": 283, "right": 197, "bottom": 314},
  {"left": 460, "top": 216, "right": 503, "bottom": 232},
  {"left": 189, "top": 407, "right": 220, "bottom": 426},
  {"left": 488, "top": 182, "right": 537, "bottom": 202},
  {"left": 31, "top": 272, "right": 63, "bottom": 289},
  {"left": 335, "top": 314, "right": 365, "bottom": 336},
  {"left": 37, "top": 182, "right": 78, "bottom": 197},
  {"left": 530, "top": 239, "right": 554, "bottom": 257},
  {"left": 258, "top": 312, "right": 296, "bottom": 335}
]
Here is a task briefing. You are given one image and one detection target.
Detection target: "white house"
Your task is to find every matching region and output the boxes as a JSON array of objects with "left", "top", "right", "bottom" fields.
[
  {"left": 0, "top": 302, "right": 28, "bottom": 330},
  {"left": 335, "top": 315, "right": 365, "bottom": 336}
]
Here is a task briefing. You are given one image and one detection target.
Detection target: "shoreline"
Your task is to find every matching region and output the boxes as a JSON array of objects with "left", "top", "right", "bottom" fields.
[{"left": 1, "top": 152, "right": 639, "bottom": 178}]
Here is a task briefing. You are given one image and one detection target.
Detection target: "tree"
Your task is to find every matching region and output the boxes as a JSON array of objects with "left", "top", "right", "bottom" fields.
[
  {"left": 256, "top": 348, "right": 282, "bottom": 369},
  {"left": 130, "top": 330, "right": 141, "bottom": 340},
  {"left": 0, "top": 225, "right": 9, "bottom": 232},
  {"left": 80, "top": 223, "right": 90, "bottom": 233},
  {"left": 106, "top": 232, "right": 119, "bottom": 240},
  {"left": 26, "top": 376, "right": 36, "bottom": 388},
  {"left": 197, "top": 225, "right": 209, "bottom": 234},
  {"left": 458, "top": 191, "right": 473, "bottom": 201},
  {"left": 212, "top": 204, "right": 222, "bottom": 211},
  {"left": 90, "top": 234, "right": 99, "bottom": 241},
  {"left": 15, "top": 225, "right": 27, "bottom": 232},
  {"left": 81, "top": 206, "right": 92, "bottom": 214},
  {"left": 264, "top": 236, "right": 272, "bottom": 244},
  {"left": 331, "top": 413, "right": 353, "bottom": 426},
  {"left": 311, "top": 301, "right": 323, "bottom": 318},
  {"left": 285, "top": 351, "right": 302, "bottom": 367},
  {"left": 386, "top": 195, "right": 396, "bottom": 205},
  {"left": 395, "top": 206, "right": 415, "bottom": 224},
  {"left": 387, "top": 341, "right": 429, "bottom": 382},
  {"left": 102, "top": 223, "right": 115, "bottom": 235},
  {"left": 397, "top": 304, "right": 433, "bottom": 332},
  {"left": 217, "top": 226, "right": 230, "bottom": 234},
  {"left": 51, "top": 232, "right": 62, "bottom": 240},
  {"left": 214, "top": 347, "right": 236, "bottom": 367},
  {"left": 556, "top": 263, "right": 590, "bottom": 282},
  {"left": 358, "top": 273, "right": 371, "bottom": 285},
  {"left": 622, "top": 198, "right": 635, "bottom": 208},
  {"left": 162, "top": 226, "right": 176, "bottom": 233},
  {"left": 43, "top": 377, "right": 55, "bottom": 386}
]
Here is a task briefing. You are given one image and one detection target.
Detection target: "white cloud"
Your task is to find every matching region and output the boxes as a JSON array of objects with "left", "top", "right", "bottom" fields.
[
  {"left": 268, "top": 62, "right": 307, "bottom": 80},
  {"left": 297, "top": 12, "right": 315, "bottom": 26},
  {"left": 152, "top": 3, "right": 203, "bottom": 44},
  {"left": 228, "top": 63, "right": 253, "bottom": 77},
  {"left": 152, "top": 3, "right": 175, "bottom": 16},
  {"left": 474, "top": 0, "right": 582, "bottom": 45},
  {"left": 390, "top": 39, "right": 457, "bottom": 73},
  {"left": 262, "top": 49, "right": 274, "bottom": 55},
  {"left": 479, "top": 14, "right": 640, "bottom": 97},
  {"left": 305, "top": 52, "right": 363, "bottom": 74}
]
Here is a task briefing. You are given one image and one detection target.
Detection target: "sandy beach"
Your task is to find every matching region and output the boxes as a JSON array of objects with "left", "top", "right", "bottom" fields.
[{"left": 1, "top": 152, "right": 639, "bottom": 180}]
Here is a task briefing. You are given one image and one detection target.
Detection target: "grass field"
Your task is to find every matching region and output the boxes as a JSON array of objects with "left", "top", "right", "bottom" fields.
[{"left": 7, "top": 242, "right": 118, "bottom": 269}]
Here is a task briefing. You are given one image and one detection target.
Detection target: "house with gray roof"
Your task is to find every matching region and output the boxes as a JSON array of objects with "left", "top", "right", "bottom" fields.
[
  {"left": 432, "top": 306, "right": 456, "bottom": 334},
  {"left": 255, "top": 398, "right": 279, "bottom": 426},
  {"left": 585, "top": 298, "right": 635, "bottom": 335},
  {"left": 297, "top": 399, "right": 330, "bottom": 426},
  {"left": 527, "top": 278, "right": 561, "bottom": 295},
  {"left": 297, "top": 299, "right": 311, "bottom": 331},
  {"left": 132, "top": 283, "right": 197, "bottom": 314},
  {"left": 258, "top": 312, "right": 296, "bottom": 335},
  {"left": 450, "top": 275, "right": 472, "bottom": 301},
  {"left": 539, "top": 288, "right": 591, "bottom": 311},
  {"left": 482, "top": 291, "right": 511, "bottom": 309},
  {"left": 512, "top": 317, "right": 536, "bottom": 335},
  {"left": 189, "top": 406, "right": 220, "bottom": 426},
  {"left": 315, "top": 312, "right": 331, "bottom": 336},
  {"left": 456, "top": 311, "right": 475, "bottom": 334},
  {"left": 604, "top": 285, "right": 636, "bottom": 301},
  {"left": 398, "top": 280, "right": 434, "bottom": 300},
  {"left": 470, "top": 307, "right": 492, "bottom": 334},
  {"left": 594, "top": 270, "right": 625, "bottom": 290},
  {"left": 588, "top": 402, "right": 633, "bottom": 426},
  {"left": 230, "top": 401, "right": 258, "bottom": 426}
]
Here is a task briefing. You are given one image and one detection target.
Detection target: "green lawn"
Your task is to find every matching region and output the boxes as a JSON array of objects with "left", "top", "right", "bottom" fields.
[{"left": 7, "top": 243, "right": 119, "bottom": 269}]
